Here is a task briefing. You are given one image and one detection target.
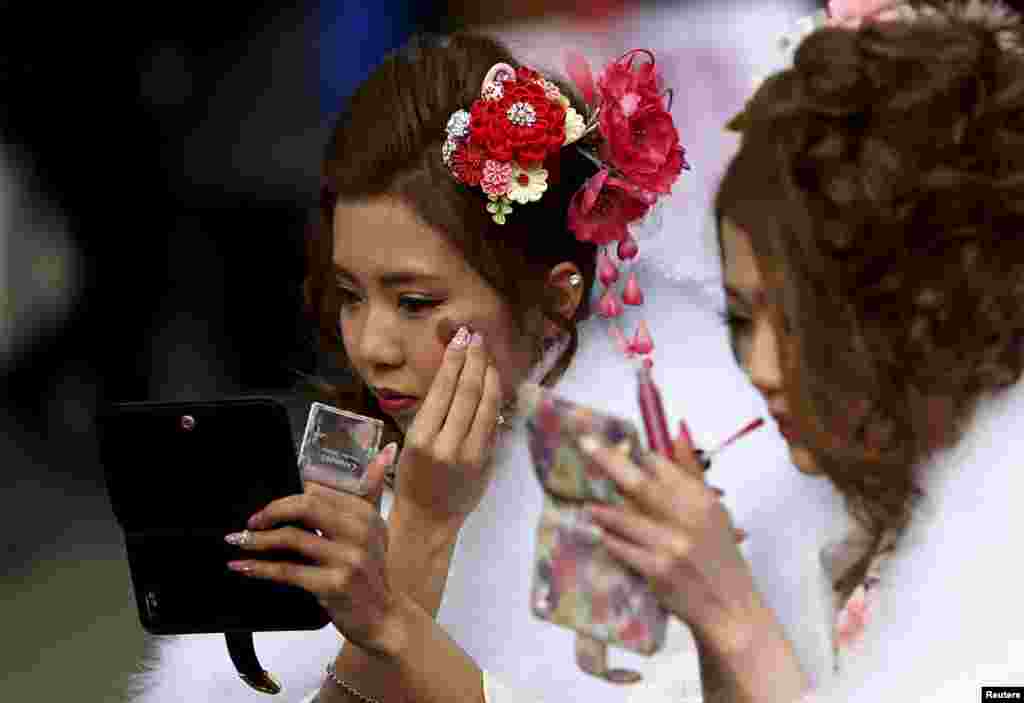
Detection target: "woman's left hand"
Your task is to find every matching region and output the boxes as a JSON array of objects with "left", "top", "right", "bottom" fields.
[{"left": 579, "top": 431, "right": 762, "bottom": 644}]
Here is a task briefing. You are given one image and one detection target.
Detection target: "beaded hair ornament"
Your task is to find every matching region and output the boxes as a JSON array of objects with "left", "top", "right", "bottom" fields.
[{"left": 442, "top": 50, "right": 690, "bottom": 363}]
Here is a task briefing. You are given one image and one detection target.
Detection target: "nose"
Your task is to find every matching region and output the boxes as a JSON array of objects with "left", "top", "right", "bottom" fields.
[
  {"left": 746, "top": 317, "right": 784, "bottom": 398},
  {"left": 350, "top": 304, "right": 404, "bottom": 370}
]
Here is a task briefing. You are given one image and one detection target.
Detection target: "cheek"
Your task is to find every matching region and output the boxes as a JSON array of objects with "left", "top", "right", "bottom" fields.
[
  {"left": 487, "top": 325, "right": 534, "bottom": 394},
  {"left": 411, "top": 330, "right": 448, "bottom": 388}
]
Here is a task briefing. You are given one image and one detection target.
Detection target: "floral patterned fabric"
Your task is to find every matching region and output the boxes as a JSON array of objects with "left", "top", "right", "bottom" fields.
[{"left": 523, "top": 385, "right": 669, "bottom": 681}]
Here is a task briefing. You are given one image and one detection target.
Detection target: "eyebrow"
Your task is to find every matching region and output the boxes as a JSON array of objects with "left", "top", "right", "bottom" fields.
[
  {"left": 334, "top": 265, "right": 443, "bottom": 288},
  {"left": 724, "top": 284, "right": 766, "bottom": 307}
]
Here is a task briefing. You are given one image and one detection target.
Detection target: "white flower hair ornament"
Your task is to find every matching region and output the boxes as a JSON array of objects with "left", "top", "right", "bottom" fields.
[{"left": 441, "top": 51, "right": 691, "bottom": 363}]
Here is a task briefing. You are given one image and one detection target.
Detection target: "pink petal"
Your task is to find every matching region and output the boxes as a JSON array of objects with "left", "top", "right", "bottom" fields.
[
  {"left": 565, "top": 50, "right": 596, "bottom": 106},
  {"left": 631, "top": 320, "right": 654, "bottom": 354},
  {"left": 598, "top": 287, "right": 624, "bottom": 318},
  {"left": 622, "top": 272, "right": 644, "bottom": 305},
  {"left": 598, "top": 251, "right": 620, "bottom": 286},
  {"left": 582, "top": 169, "right": 609, "bottom": 213},
  {"left": 617, "top": 236, "right": 639, "bottom": 260}
]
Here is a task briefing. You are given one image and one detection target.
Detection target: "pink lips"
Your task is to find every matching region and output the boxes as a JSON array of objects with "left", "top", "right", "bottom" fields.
[
  {"left": 773, "top": 415, "right": 798, "bottom": 444},
  {"left": 375, "top": 391, "right": 418, "bottom": 414}
]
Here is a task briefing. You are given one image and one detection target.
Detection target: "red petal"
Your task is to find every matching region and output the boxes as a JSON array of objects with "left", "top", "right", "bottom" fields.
[
  {"left": 631, "top": 319, "right": 654, "bottom": 354},
  {"left": 565, "top": 50, "right": 596, "bottom": 106},
  {"left": 618, "top": 237, "right": 639, "bottom": 260},
  {"left": 622, "top": 272, "right": 644, "bottom": 305},
  {"left": 597, "top": 287, "right": 624, "bottom": 318},
  {"left": 582, "top": 170, "right": 609, "bottom": 213},
  {"left": 598, "top": 251, "right": 620, "bottom": 286}
]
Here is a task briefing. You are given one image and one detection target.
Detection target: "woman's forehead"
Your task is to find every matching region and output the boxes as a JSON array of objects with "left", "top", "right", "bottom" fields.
[
  {"left": 332, "top": 198, "right": 467, "bottom": 277},
  {"left": 721, "top": 217, "right": 764, "bottom": 293}
]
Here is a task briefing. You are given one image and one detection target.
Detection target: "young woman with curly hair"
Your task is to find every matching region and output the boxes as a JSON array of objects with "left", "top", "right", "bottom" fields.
[{"left": 577, "top": 2, "right": 1024, "bottom": 701}]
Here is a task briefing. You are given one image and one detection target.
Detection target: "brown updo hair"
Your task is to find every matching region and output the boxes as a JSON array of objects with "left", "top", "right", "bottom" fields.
[
  {"left": 716, "top": 1, "right": 1024, "bottom": 595},
  {"left": 307, "top": 33, "right": 599, "bottom": 447}
]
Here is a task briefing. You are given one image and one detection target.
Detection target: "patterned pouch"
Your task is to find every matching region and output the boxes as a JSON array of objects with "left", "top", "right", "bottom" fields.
[{"left": 520, "top": 383, "right": 668, "bottom": 683}]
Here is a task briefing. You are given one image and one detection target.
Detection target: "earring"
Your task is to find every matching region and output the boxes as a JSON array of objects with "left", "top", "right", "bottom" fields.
[{"left": 568, "top": 273, "right": 582, "bottom": 287}]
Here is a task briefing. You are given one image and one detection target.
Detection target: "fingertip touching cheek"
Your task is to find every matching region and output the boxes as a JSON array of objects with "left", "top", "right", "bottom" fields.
[{"left": 332, "top": 197, "right": 535, "bottom": 423}]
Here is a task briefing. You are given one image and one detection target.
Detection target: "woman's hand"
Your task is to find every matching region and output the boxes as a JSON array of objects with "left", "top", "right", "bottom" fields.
[
  {"left": 579, "top": 429, "right": 764, "bottom": 647},
  {"left": 395, "top": 326, "right": 504, "bottom": 527},
  {"left": 225, "top": 444, "right": 405, "bottom": 656}
]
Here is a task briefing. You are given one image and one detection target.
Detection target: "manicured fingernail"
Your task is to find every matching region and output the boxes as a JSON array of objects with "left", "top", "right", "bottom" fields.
[
  {"left": 379, "top": 442, "right": 398, "bottom": 465},
  {"left": 224, "top": 531, "right": 250, "bottom": 546},
  {"left": 227, "top": 561, "right": 254, "bottom": 573},
  {"left": 247, "top": 512, "right": 263, "bottom": 529},
  {"left": 451, "top": 326, "right": 470, "bottom": 348},
  {"left": 470, "top": 331, "right": 484, "bottom": 347},
  {"left": 678, "top": 419, "right": 694, "bottom": 448},
  {"left": 578, "top": 434, "right": 601, "bottom": 454}
]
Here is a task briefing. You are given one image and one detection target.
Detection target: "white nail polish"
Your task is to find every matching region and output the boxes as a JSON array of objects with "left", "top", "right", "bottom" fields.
[{"left": 578, "top": 435, "right": 600, "bottom": 454}]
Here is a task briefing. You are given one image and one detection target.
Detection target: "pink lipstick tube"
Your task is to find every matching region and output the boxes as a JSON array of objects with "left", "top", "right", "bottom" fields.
[{"left": 636, "top": 363, "right": 675, "bottom": 461}]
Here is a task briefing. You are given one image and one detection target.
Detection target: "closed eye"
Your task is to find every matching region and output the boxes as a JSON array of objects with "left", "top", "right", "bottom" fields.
[
  {"left": 717, "top": 310, "right": 751, "bottom": 331},
  {"left": 399, "top": 296, "right": 443, "bottom": 315},
  {"left": 337, "top": 287, "right": 362, "bottom": 307}
]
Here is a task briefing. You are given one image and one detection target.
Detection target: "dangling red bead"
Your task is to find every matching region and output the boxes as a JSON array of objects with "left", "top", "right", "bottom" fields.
[
  {"left": 631, "top": 319, "right": 654, "bottom": 354},
  {"left": 622, "top": 272, "right": 644, "bottom": 305},
  {"left": 598, "top": 287, "right": 624, "bottom": 318},
  {"left": 597, "top": 251, "right": 619, "bottom": 287},
  {"left": 618, "top": 236, "right": 639, "bottom": 261}
]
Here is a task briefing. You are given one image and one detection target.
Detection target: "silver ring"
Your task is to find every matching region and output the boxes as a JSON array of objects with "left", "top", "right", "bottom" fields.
[
  {"left": 497, "top": 414, "right": 506, "bottom": 426},
  {"left": 568, "top": 273, "right": 582, "bottom": 287}
]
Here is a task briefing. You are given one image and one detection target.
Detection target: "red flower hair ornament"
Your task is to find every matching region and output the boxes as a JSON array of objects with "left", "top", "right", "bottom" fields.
[{"left": 442, "top": 49, "right": 690, "bottom": 362}]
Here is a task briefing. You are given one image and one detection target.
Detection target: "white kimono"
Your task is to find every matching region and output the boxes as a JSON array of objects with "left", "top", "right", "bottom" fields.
[{"left": 127, "top": 271, "right": 848, "bottom": 702}]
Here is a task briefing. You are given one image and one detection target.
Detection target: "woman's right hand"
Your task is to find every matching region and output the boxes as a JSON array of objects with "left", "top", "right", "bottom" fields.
[
  {"left": 395, "top": 325, "right": 504, "bottom": 527},
  {"left": 226, "top": 445, "right": 407, "bottom": 656}
]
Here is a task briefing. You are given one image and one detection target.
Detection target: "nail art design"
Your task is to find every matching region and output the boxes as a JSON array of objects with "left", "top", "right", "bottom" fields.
[
  {"left": 470, "top": 331, "right": 484, "bottom": 347},
  {"left": 225, "top": 530, "right": 252, "bottom": 546},
  {"left": 451, "top": 326, "right": 471, "bottom": 348}
]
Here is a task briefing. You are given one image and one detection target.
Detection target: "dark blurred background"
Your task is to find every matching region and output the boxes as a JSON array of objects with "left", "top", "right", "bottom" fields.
[{"left": 7, "top": 0, "right": 1017, "bottom": 699}]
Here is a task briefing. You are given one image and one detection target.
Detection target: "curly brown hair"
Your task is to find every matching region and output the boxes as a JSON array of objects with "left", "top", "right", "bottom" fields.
[
  {"left": 716, "top": 1, "right": 1024, "bottom": 594},
  {"left": 308, "top": 34, "right": 599, "bottom": 448}
]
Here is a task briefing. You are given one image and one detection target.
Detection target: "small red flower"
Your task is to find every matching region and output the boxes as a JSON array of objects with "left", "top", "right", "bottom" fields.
[
  {"left": 597, "top": 49, "right": 663, "bottom": 108},
  {"left": 600, "top": 99, "right": 687, "bottom": 194},
  {"left": 469, "top": 73, "right": 566, "bottom": 169},
  {"left": 567, "top": 169, "right": 650, "bottom": 245},
  {"left": 451, "top": 141, "right": 486, "bottom": 186}
]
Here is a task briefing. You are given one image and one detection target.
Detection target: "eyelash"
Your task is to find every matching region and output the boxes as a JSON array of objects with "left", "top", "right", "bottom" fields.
[
  {"left": 717, "top": 310, "right": 751, "bottom": 331},
  {"left": 336, "top": 288, "right": 443, "bottom": 315}
]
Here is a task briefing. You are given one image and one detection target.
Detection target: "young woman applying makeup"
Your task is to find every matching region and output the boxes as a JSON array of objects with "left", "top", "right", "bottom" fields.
[
  {"left": 576, "top": 2, "right": 1024, "bottom": 701},
  {"left": 127, "top": 32, "right": 690, "bottom": 703}
]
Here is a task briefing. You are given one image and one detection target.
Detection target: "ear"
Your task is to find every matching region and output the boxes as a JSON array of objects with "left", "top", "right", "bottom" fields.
[{"left": 543, "top": 262, "right": 584, "bottom": 339}]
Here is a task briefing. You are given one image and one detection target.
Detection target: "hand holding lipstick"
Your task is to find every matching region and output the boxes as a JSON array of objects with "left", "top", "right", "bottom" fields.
[{"left": 577, "top": 421, "right": 762, "bottom": 644}]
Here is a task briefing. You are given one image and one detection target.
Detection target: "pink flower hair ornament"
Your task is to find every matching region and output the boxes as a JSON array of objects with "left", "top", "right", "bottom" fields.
[{"left": 442, "top": 49, "right": 690, "bottom": 366}]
